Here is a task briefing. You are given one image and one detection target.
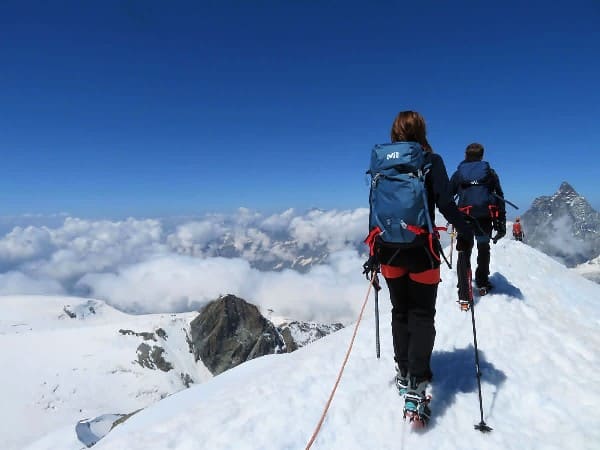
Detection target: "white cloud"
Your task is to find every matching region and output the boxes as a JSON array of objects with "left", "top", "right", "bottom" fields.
[
  {"left": 543, "top": 215, "right": 588, "bottom": 260},
  {"left": 77, "top": 255, "right": 256, "bottom": 314},
  {"left": 0, "top": 226, "right": 54, "bottom": 263},
  {"left": 0, "top": 271, "right": 64, "bottom": 295},
  {"left": 289, "top": 208, "right": 368, "bottom": 251},
  {"left": 260, "top": 208, "right": 296, "bottom": 233},
  {"left": 16, "top": 218, "right": 167, "bottom": 283},
  {"left": 166, "top": 221, "right": 223, "bottom": 256},
  {"left": 250, "top": 249, "right": 367, "bottom": 322},
  {"left": 77, "top": 251, "right": 368, "bottom": 323}
]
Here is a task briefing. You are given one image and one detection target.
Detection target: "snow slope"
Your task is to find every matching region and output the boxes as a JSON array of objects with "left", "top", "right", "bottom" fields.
[
  {"left": 23, "top": 239, "right": 599, "bottom": 450},
  {"left": 0, "top": 296, "right": 212, "bottom": 450},
  {"left": 574, "top": 255, "right": 600, "bottom": 284}
]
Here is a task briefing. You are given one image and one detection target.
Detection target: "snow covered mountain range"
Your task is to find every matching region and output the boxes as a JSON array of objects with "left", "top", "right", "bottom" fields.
[{"left": 18, "top": 239, "right": 599, "bottom": 450}]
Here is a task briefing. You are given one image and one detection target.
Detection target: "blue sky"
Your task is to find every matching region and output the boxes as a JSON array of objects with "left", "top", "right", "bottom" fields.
[{"left": 1, "top": 0, "right": 599, "bottom": 218}]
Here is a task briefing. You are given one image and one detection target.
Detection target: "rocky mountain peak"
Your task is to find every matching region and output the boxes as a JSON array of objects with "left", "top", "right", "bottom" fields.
[
  {"left": 189, "top": 294, "right": 286, "bottom": 375},
  {"left": 187, "top": 294, "right": 344, "bottom": 375},
  {"left": 521, "top": 183, "right": 600, "bottom": 267},
  {"left": 558, "top": 181, "right": 577, "bottom": 196},
  {"left": 552, "top": 181, "right": 584, "bottom": 207}
]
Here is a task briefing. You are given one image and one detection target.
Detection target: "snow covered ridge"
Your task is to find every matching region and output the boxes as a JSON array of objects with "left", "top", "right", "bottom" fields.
[
  {"left": 0, "top": 294, "right": 342, "bottom": 450},
  {"left": 23, "top": 240, "right": 600, "bottom": 450}
]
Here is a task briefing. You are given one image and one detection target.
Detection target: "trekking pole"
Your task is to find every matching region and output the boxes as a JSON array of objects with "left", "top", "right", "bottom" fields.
[
  {"left": 470, "top": 299, "right": 493, "bottom": 433},
  {"left": 373, "top": 272, "right": 381, "bottom": 359},
  {"left": 449, "top": 225, "right": 456, "bottom": 267},
  {"left": 457, "top": 250, "right": 492, "bottom": 433},
  {"left": 492, "top": 193, "right": 519, "bottom": 210}
]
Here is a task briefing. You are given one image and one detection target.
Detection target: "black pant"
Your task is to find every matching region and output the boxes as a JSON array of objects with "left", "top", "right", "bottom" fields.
[
  {"left": 385, "top": 275, "right": 437, "bottom": 381},
  {"left": 465, "top": 218, "right": 493, "bottom": 285}
]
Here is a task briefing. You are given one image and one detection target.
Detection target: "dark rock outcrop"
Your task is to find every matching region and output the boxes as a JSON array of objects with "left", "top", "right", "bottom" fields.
[
  {"left": 189, "top": 295, "right": 286, "bottom": 375},
  {"left": 180, "top": 372, "right": 194, "bottom": 388},
  {"left": 63, "top": 306, "right": 77, "bottom": 319},
  {"left": 119, "top": 329, "right": 157, "bottom": 341},
  {"left": 62, "top": 302, "right": 96, "bottom": 319},
  {"left": 279, "top": 327, "right": 298, "bottom": 352},
  {"left": 136, "top": 343, "right": 174, "bottom": 372}
]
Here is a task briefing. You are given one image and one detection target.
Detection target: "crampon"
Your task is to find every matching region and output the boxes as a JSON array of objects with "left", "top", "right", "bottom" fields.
[{"left": 403, "top": 393, "right": 432, "bottom": 428}]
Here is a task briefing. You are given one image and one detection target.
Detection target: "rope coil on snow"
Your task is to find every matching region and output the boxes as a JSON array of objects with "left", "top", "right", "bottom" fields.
[{"left": 305, "top": 273, "right": 376, "bottom": 449}]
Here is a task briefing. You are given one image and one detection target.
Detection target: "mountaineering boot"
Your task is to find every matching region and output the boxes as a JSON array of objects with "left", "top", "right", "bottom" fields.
[
  {"left": 395, "top": 365, "right": 409, "bottom": 396},
  {"left": 403, "top": 376, "right": 432, "bottom": 426},
  {"left": 476, "top": 279, "right": 493, "bottom": 296}
]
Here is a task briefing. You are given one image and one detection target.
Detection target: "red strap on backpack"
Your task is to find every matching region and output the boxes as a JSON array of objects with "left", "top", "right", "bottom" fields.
[
  {"left": 406, "top": 225, "right": 446, "bottom": 262},
  {"left": 364, "top": 226, "right": 382, "bottom": 256},
  {"left": 488, "top": 205, "right": 499, "bottom": 219},
  {"left": 459, "top": 206, "right": 472, "bottom": 216},
  {"left": 405, "top": 224, "right": 427, "bottom": 235},
  {"left": 433, "top": 225, "right": 448, "bottom": 236},
  {"left": 365, "top": 224, "right": 446, "bottom": 262}
]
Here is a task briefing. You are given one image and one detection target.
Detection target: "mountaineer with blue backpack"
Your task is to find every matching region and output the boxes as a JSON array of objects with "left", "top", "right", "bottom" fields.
[
  {"left": 450, "top": 143, "right": 506, "bottom": 295},
  {"left": 363, "top": 111, "right": 474, "bottom": 425}
]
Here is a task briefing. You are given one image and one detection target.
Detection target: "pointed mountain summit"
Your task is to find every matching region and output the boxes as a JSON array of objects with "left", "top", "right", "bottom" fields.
[
  {"left": 557, "top": 181, "right": 577, "bottom": 196},
  {"left": 522, "top": 182, "right": 600, "bottom": 266}
]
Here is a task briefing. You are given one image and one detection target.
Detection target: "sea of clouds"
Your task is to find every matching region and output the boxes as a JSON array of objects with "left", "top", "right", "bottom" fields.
[{"left": 0, "top": 209, "right": 381, "bottom": 323}]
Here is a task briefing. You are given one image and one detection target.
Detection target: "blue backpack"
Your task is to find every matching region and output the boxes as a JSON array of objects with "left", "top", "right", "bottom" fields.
[
  {"left": 455, "top": 160, "right": 497, "bottom": 219},
  {"left": 367, "top": 142, "right": 434, "bottom": 245}
]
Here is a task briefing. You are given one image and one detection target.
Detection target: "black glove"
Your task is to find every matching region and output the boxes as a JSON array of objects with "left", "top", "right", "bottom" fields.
[
  {"left": 362, "top": 255, "right": 380, "bottom": 279},
  {"left": 456, "top": 232, "right": 474, "bottom": 251},
  {"left": 492, "top": 219, "right": 506, "bottom": 244}
]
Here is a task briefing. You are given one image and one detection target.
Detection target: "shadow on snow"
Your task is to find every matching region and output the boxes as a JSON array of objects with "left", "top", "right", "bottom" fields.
[
  {"left": 488, "top": 272, "right": 524, "bottom": 300},
  {"left": 429, "top": 345, "right": 507, "bottom": 428}
]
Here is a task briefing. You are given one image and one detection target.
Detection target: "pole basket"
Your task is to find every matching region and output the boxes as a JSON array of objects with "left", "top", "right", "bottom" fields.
[{"left": 474, "top": 422, "right": 493, "bottom": 433}]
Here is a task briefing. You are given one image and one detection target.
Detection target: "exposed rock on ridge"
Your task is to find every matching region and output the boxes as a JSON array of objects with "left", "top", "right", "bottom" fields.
[
  {"left": 188, "top": 294, "right": 344, "bottom": 375},
  {"left": 189, "top": 295, "right": 287, "bottom": 375}
]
